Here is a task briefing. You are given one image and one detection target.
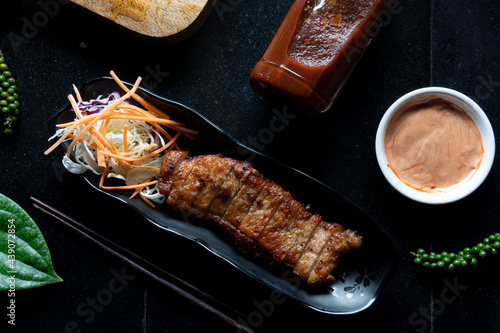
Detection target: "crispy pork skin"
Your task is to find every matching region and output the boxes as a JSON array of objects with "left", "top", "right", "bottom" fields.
[{"left": 159, "top": 151, "right": 362, "bottom": 286}]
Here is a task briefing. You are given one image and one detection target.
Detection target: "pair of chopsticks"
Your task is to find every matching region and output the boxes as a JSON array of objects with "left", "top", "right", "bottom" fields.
[{"left": 30, "top": 197, "right": 262, "bottom": 333}]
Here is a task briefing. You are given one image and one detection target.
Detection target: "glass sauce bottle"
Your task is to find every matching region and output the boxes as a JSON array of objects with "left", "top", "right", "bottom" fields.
[{"left": 250, "top": 0, "right": 391, "bottom": 115}]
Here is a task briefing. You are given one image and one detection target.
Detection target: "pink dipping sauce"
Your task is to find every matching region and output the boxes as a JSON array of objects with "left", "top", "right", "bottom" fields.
[{"left": 384, "top": 96, "right": 484, "bottom": 192}]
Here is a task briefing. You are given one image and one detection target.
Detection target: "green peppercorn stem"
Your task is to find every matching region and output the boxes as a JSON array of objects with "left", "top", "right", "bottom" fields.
[
  {"left": 411, "top": 233, "right": 500, "bottom": 270},
  {"left": 0, "top": 50, "right": 20, "bottom": 135}
]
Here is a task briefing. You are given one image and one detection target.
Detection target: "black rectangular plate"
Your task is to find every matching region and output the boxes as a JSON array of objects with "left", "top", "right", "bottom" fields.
[{"left": 49, "top": 77, "right": 397, "bottom": 315}]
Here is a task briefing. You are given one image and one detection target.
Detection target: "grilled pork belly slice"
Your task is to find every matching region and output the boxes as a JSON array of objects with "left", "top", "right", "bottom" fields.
[
  {"left": 158, "top": 150, "right": 188, "bottom": 197},
  {"left": 265, "top": 203, "right": 312, "bottom": 264},
  {"left": 159, "top": 151, "right": 362, "bottom": 286},
  {"left": 205, "top": 161, "right": 252, "bottom": 232},
  {"left": 293, "top": 221, "right": 342, "bottom": 279},
  {"left": 307, "top": 228, "right": 362, "bottom": 286},
  {"left": 190, "top": 157, "right": 237, "bottom": 220},
  {"left": 221, "top": 165, "right": 265, "bottom": 237},
  {"left": 173, "top": 155, "right": 218, "bottom": 213},
  {"left": 165, "top": 155, "right": 195, "bottom": 206},
  {"left": 256, "top": 197, "right": 302, "bottom": 262},
  {"left": 236, "top": 183, "right": 290, "bottom": 253},
  {"left": 283, "top": 214, "right": 323, "bottom": 270}
]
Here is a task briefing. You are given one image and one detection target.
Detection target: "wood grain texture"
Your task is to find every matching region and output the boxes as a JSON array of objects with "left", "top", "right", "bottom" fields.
[{"left": 70, "top": 0, "right": 214, "bottom": 42}]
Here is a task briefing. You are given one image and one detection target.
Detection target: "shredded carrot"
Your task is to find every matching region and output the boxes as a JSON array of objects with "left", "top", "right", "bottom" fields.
[
  {"left": 73, "top": 84, "right": 83, "bottom": 103},
  {"left": 117, "top": 104, "right": 184, "bottom": 126},
  {"left": 110, "top": 70, "right": 168, "bottom": 119},
  {"left": 65, "top": 94, "right": 117, "bottom": 167},
  {"left": 123, "top": 124, "right": 128, "bottom": 153},
  {"left": 69, "top": 95, "right": 84, "bottom": 120},
  {"left": 99, "top": 118, "right": 111, "bottom": 137},
  {"left": 46, "top": 71, "right": 198, "bottom": 207},
  {"left": 100, "top": 165, "right": 111, "bottom": 188},
  {"left": 119, "top": 143, "right": 158, "bottom": 156},
  {"left": 139, "top": 193, "right": 156, "bottom": 208},
  {"left": 63, "top": 77, "right": 142, "bottom": 160},
  {"left": 56, "top": 114, "right": 184, "bottom": 128},
  {"left": 100, "top": 132, "right": 178, "bottom": 162},
  {"left": 107, "top": 137, "right": 120, "bottom": 167},
  {"left": 132, "top": 165, "right": 161, "bottom": 172},
  {"left": 129, "top": 177, "right": 155, "bottom": 199},
  {"left": 100, "top": 180, "right": 158, "bottom": 190},
  {"left": 45, "top": 121, "right": 81, "bottom": 155},
  {"left": 66, "top": 132, "right": 97, "bottom": 149}
]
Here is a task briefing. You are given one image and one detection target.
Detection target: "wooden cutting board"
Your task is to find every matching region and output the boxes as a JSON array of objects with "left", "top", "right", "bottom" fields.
[{"left": 70, "top": 0, "right": 215, "bottom": 43}]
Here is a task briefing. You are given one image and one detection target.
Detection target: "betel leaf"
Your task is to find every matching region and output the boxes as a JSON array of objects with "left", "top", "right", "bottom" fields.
[{"left": 0, "top": 193, "right": 62, "bottom": 290}]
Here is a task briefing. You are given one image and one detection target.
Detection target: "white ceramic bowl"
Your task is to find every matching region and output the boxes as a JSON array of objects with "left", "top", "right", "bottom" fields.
[{"left": 375, "top": 87, "right": 495, "bottom": 204}]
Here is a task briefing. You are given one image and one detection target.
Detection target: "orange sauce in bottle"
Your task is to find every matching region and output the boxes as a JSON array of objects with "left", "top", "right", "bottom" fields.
[{"left": 250, "top": 0, "right": 391, "bottom": 115}]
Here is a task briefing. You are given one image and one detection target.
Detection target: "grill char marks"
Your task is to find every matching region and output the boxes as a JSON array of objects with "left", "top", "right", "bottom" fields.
[
  {"left": 283, "top": 214, "right": 323, "bottom": 270},
  {"left": 159, "top": 151, "right": 362, "bottom": 286},
  {"left": 294, "top": 221, "right": 342, "bottom": 279},
  {"left": 221, "top": 164, "right": 265, "bottom": 237},
  {"left": 189, "top": 156, "right": 237, "bottom": 220},
  {"left": 267, "top": 204, "right": 312, "bottom": 264},
  {"left": 236, "top": 183, "right": 290, "bottom": 253},
  {"left": 307, "top": 228, "right": 362, "bottom": 286},
  {"left": 205, "top": 161, "right": 253, "bottom": 234},
  {"left": 256, "top": 197, "right": 302, "bottom": 263},
  {"left": 173, "top": 155, "right": 218, "bottom": 213}
]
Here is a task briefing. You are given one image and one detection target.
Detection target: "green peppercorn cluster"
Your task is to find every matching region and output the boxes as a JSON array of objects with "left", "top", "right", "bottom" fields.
[
  {"left": 0, "top": 51, "right": 20, "bottom": 135},
  {"left": 412, "top": 233, "right": 500, "bottom": 270}
]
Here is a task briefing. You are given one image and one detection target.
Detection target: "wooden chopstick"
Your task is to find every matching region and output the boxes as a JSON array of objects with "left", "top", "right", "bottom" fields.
[{"left": 30, "top": 197, "right": 260, "bottom": 333}]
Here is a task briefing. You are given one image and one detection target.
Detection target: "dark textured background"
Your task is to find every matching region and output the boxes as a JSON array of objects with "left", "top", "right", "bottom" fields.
[{"left": 1, "top": 0, "right": 500, "bottom": 332}]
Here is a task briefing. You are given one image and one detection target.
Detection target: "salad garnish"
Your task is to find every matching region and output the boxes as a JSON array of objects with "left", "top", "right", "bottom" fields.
[{"left": 45, "top": 71, "right": 197, "bottom": 207}]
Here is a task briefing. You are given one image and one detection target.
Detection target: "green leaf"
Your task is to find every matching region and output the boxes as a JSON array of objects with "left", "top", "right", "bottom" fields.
[{"left": 0, "top": 193, "right": 62, "bottom": 290}]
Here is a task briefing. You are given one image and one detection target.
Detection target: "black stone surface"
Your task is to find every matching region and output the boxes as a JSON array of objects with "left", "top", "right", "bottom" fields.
[{"left": 1, "top": 0, "right": 500, "bottom": 332}]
